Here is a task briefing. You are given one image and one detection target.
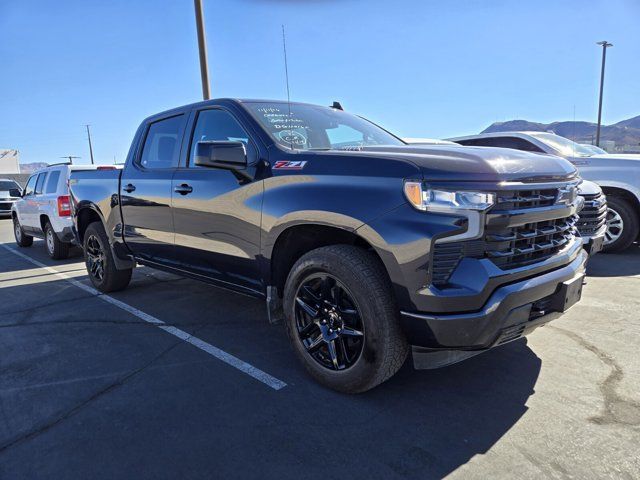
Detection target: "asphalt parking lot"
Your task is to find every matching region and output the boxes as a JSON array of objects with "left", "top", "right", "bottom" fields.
[{"left": 0, "top": 218, "right": 638, "bottom": 479}]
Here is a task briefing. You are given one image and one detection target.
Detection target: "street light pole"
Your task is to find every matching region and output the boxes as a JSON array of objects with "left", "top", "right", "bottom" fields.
[
  {"left": 85, "top": 124, "right": 95, "bottom": 164},
  {"left": 596, "top": 41, "right": 613, "bottom": 147},
  {"left": 194, "top": 0, "right": 211, "bottom": 100}
]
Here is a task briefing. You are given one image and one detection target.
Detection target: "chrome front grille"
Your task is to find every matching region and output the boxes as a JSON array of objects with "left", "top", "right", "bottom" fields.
[{"left": 576, "top": 192, "right": 607, "bottom": 236}]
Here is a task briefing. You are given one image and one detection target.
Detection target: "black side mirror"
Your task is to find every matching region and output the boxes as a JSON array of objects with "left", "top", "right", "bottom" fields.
[
  {"left": 9, "top": 188, "right": 22, "bottom": 198},
  {"left": 194, "top": 141, "right": 247, "bottom": 169}
]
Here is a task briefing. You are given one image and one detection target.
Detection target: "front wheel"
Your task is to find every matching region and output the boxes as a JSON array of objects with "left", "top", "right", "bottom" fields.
[
  {"left": 602, "top": 196, "right": 639, "bottom": 253},
  {"left": 13, "top": 216, "right": 33, "bottom": 247},
  {"left": 83, "top": 221, "right": 132, "bottom": 292},
  {"left": 283, "top": 245, "right": 408, "bottom": 393}
]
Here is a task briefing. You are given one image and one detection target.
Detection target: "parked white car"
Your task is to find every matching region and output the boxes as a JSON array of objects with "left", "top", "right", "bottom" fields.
[
  {"left": 0, "top": 179, "right": 23, "bottom": 217},
  {"left": 12, "top": 164, "right": 117, "bottom": 259},
  {"left": 450, "top": 131, "right": 637, "bottom": 252}
]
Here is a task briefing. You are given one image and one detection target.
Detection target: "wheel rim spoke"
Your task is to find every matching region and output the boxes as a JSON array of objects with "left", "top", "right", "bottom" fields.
[
  {"left": 340, "top": 326, "right": 363, "bottom": 337},
  {"left": 326, "top": 339, "right": 340, "bottom": 369},
  {"left": 295, "top": 297, "right": 318, "bottom": 319},
  {"left": 305, "top": 334, "right": 324, "bottom": 353}
]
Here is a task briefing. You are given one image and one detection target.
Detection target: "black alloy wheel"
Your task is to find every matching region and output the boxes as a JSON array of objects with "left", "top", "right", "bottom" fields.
[
  {"left": 294, "top": 273, "right": 365, "bottom": 371},
  {"left": 85, "top": 234, "right": 105, "bottom": 282}
]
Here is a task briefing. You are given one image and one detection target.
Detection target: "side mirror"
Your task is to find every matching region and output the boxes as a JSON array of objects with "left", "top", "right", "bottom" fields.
[
  {"left": 9, "top": 188, "right": 22, "bottom": 198},
  {"left": 194, "top": 141, "right": 247, "bottom": 169}
]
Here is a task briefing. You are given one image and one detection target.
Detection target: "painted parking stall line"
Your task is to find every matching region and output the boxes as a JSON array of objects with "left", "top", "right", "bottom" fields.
[{"left": 0, "top": 243, "right": 287, "bottom": 391}]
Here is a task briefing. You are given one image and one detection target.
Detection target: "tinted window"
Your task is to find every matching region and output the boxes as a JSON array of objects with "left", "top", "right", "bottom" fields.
[
  {"left": 189, "top": 109, "right": 253, "bottom": 167},
  {"left": 35, "top": 173, "right": 47, "bottom": 194},
  {"left": 458, "top": 137, "right": 544, "bottom": 153},
  {"left": 45, "top": 171, "right": 61, "bottom": 194},
  {"left": 139, "top": 115, "right": 184, "bottom": 169},
  {"left": 24, "top": 176, "right": 37, "bottom": 196},
  {"left": 0, "top": 180, "right": 19, "bottom": 190}
]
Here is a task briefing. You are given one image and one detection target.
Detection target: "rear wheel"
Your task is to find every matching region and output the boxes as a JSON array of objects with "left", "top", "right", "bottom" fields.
[
  {"left": 83, "top": 221, "right": 132, "bottom": 292},
  {"left": 283, "top": 245, "right": 408, "bottom": 393},
  {"left": 13, "top": 216, "right": 33, "bottom": 247},
  {"left": 44, "top": 221, "right": 69, "bottom": 260},
  {"left": 602, "top": 196, "right": 638, "bottom": 253}
]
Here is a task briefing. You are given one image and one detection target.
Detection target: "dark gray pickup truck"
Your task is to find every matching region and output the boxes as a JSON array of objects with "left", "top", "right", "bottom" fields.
[{"left": 68, "top": 99, "right": 588, "bottom": 392}]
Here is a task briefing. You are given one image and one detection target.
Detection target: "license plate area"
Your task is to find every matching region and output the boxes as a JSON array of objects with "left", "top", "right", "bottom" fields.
[{"left": 550, "top": 274, "right": 585, "bottom": 312}]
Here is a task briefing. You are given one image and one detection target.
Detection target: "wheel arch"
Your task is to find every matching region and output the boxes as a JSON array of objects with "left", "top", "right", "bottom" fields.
[
  {"left": 75, "top": 206, "right": 104, "bottom": 244},
  {"left": 601, "top": 186, "right": 640, "bottom": 218},
  {"left": 268, "top": 223, "right": 390, "bottom": 299}
]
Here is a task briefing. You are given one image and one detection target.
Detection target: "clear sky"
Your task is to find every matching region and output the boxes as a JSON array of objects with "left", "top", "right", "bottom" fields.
[{"left": 1, "top": 0, "right": 639, "bottom": 165}]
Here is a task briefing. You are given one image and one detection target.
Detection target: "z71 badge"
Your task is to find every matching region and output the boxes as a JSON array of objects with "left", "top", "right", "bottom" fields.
[{"left": 273, "top": 160, "right": 307, "bottom": 170}]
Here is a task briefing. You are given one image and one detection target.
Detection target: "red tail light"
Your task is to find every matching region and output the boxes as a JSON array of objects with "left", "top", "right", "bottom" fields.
[{"left": 57, "top": 195, "right": 71, "bottom": 217}]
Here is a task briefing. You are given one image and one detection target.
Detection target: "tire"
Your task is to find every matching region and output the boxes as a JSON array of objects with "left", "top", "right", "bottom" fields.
[
  {"left": 83, "top": 221, "right": 132, "bottom": 292},
  {"left": 44, "top": 221, "right": 70, "bottom": 260},
  {"left": 283, "top": 245, "right": 408, "bottom": 393},
  {"left": 13, "top": 216, "right": 33, "bottom": 247},
  {"left": 602, "top": 196, "right": 639, "bottom": 253}
]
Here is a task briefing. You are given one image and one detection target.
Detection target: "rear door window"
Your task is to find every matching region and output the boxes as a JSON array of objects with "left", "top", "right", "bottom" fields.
[
  {"left": 138, "top": 115, "right": 185, "bottom": 169},
  {"left": 45, "top": 171, "right": 61, "bottom": 194},
  {"left": 35, "top": 173, "right": 47, "bottom": 194}
]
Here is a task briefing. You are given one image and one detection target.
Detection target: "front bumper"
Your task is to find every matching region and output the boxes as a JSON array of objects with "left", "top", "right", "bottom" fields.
[
  {"left": 400, "top": 248, "right": 588, "bottom": 351},
  {"left": 580, "top": 224, "right": 606, "bottom": 255}
]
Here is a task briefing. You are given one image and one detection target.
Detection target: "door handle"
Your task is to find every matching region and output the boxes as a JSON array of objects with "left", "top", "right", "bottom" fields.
[
  {"left": 123, "top": 184, "right": 136, "bottom": 193},
  {"left": 174, "top": 184, "right": 193, "bottom": 195}
]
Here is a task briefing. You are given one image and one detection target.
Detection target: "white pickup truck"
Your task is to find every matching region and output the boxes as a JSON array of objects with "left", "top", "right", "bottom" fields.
[{"left": 450, "top": 131, "right": 638, "bottom": 252}]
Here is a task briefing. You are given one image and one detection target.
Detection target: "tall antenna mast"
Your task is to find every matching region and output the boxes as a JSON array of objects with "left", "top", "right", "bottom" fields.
[
  {"left": 85, "top": 124, "right": 95, "bottom": 164},
  {"left": 281, "top": 24, "right": 293, "bottom": 150}
]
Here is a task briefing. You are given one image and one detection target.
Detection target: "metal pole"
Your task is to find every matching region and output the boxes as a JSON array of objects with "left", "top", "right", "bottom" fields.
[
  {"left": 596, "top": 41, "right": 613, "bottom": 147},
  {"left": 85, "top": 124, "right": 95, "bottom": 164},
  {"left": 194, "top": 0, "right": 211, "bottom": 100}
]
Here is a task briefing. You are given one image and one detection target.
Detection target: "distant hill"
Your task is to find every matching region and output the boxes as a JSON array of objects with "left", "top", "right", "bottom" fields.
[
  {"left": 482, "top": 115, "right": 640, "bottom": 152},
  {"left": 19, "top": 162, "right": 50, "bottom": 174}
]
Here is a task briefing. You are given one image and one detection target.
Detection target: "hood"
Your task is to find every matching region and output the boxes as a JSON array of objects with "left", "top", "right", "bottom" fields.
[
  {"left": 577, "top": 180, "right": 602, "bottom": 196},
  {"left": 352, "top": 145, "right": 577, "bottom": 183},
  {"left": 0, "top": 190, "right": 18, "bottom": 199},
  {"left": 590, "top": 153, "right": 640, "bottom": 161}
]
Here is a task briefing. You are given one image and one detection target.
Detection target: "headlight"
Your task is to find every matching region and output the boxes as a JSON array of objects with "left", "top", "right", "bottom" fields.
[{"left": 404, "top": 181, "right": 495, "bottom": 212}]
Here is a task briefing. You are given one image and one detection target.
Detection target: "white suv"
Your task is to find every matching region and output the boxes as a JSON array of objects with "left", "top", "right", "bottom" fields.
[{"left": 11, "top": 164, "right": 113, "bottom": 259}]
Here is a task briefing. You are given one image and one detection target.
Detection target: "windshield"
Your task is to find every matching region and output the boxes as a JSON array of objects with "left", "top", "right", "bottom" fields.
[
  {"left": 580, "top": 144, "right": 607, "bottom": 155},
  {"left": 245, "top": 102, "right": 404, "bottom": 150},
  {"left": 0, "top": 180, "right": 19, "bottom": 191},
  {"left": 529, "top": 132, "right": 595, "bottom": 157}
]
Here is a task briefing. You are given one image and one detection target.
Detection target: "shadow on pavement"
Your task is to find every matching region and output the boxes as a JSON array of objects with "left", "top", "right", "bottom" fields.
[{"left": 587, "top": 243, "right": 640, "bottom": 277}]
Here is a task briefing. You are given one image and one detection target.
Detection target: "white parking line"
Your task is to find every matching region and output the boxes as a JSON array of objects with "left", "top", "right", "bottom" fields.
[{"left": 0, "top": 243, "right": 287, "bottom": 391}]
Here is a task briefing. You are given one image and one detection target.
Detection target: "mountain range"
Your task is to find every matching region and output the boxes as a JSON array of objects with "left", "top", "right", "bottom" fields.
[{"left": 482, "top": 115, "right": 640, "bottom": 150}]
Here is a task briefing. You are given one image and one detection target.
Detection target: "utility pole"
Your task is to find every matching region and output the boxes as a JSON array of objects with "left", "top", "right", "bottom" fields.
[
  {"left": 194, "top": 0, "right": 211, "bottom": 100},
  {"left": 85, "top": 124, "right": 95, "bottom": 164},
  {"left": 60, "top": 155, "right": 80, "bottom": 165},
  {"left": 596, "top": 41, "right": 613, "bottom": 147}
]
